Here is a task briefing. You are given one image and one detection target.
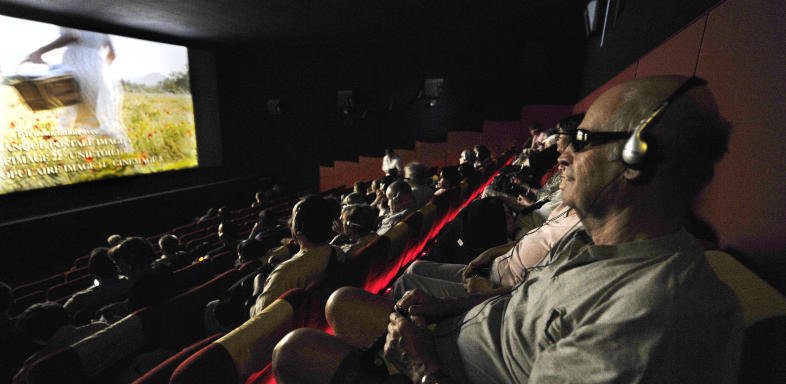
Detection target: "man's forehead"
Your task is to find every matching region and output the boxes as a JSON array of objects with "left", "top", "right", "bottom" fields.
[{"left": 580, "top": 85, "right": 630, "bottom": 132}]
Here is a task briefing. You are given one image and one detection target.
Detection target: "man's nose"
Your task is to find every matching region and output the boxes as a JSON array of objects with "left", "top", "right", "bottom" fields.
[{"left": 557, "top": 151, "right": 571, "bottom": 171}]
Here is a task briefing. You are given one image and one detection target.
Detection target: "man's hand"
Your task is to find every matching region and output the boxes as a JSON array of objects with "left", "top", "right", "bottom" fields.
[
  {"left": 462, "top": 249, "right": 493, "bottom": 281},
  {"left": 383, "top": 312, "right": 442, "bottom": 384},
  {"left": 396, "top": 289, "right": 470, "bottom": 321},
  {"left": 464, "top": 276, "right": 496, "bottom": 294}
]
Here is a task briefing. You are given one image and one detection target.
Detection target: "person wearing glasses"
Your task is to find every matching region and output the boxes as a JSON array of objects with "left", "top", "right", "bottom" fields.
[{"left": 272, "top": 76, "right": 743, "bottom": 384}]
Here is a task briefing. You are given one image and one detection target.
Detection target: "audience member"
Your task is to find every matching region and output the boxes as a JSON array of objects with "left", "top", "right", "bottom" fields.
[
  {"left": 14, "top": 302, "right": 107, "bottom": 381},
  {"left": 433, "top": 166, "right": 461, "bottom": 196},
  {"left": 248, "top": 208, "right": 288, "bottom": 243},
  {"left": 458, "top": 149, "right": 475, "bottom": 165},
  {"left": 106, "top": 234, "right": 123, "bottom": 247},
  {"left": 382, "top": 148, "right": 403, "bottom": 174},
  {"left": 393, "top": 199, "right": 580, "bottom": 299},
  {"left": 109, "top": 237, "right": 159, "bottom": 281},
  {"left": 341, "top": 192, "right": 368, "bottom": 206},
  {"left": 251, "top": 191, "right": 264, "bottom": 208},
  {"left": 404, "top": 162, "right": 434, "bottom": 208},
  {"left": 95, "top": 268, "right": 173, "bottom": 323},
  {"left": 153, "top": 234, "right": 191, "bottom": 270},
  {"left": 195, "top": 207, "right": 216, "bottom": 226},
  {"left": 199, "top": 221, "right": 241, "bottom": 262},
  {"left": 472, "top": 144, "right": 491, "bottom": 168},
  {"left": 377, "top": 180, "right": 416, "bottom": 235},
  {"left": 248, "top": 195, "right": 338, "bottom": 317},
  {"left": 330, "top": 204, "right": 380, "bottom": 262},
  {"left": 1, "top": 282, "right": 39, "bottom": 384},
  {"left": 272, "top": 75, "right": 742, "bottom": 384},
  {"left": 63, "top": 247, "right": 133, "bottom": 320}
]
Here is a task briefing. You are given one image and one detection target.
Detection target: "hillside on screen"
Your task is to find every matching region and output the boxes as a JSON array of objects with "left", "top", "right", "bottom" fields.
[{"left": 0, "top": 15, "right": 198, "bottom": 195}]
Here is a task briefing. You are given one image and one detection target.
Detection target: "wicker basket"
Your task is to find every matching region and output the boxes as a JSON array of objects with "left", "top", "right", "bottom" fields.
[{"left": 7, "top": 74, "right": 81, "bottom": 111}]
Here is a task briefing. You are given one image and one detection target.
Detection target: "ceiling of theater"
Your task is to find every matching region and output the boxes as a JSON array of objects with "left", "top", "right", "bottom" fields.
[{"left": 0, "top": 0, "right": 585, "bottom": 45}]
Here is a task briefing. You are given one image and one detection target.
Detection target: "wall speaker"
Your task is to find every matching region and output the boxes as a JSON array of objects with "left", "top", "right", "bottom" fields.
[
  {"left": 267, "top": 99, "right": 283, "bottom": 115},
  {"left": 424, "top": 78, "right": 444, "bottom": 99}
]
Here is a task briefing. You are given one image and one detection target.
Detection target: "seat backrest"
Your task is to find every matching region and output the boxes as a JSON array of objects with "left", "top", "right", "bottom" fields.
[
  {"left": 131, "top": 333, "right": 223, "bottom": 384},
  {"left": 705, "top": 251, "right": 786, "bottom": 326},
  {"left": 173, "top": 260, "right": 212, "bottom": 292},
  {"left": 705, "top": 250, "right": 786, "bottom": 384},
  {"left": 65, "top": 267, "right": 89, "bottom": 281},
  {"left": 170, "top": 292, "right": 305, "bottom": 384},
  {"left": 159, "top": 269, "right": 240, "bottom": 349},
  {"left": 26, "top": 311, "right": 150, "bottom": 384},
  {"left": 11, "top": 290, "right": 46, "bottom": 315},
  {"left": 419, "top": 203, "right": 438, "bottom": 236},
  {"left": 384, "top": 222, "right": 411, "bottom": 265},
  {"left": 13, "top": 273, "right": 64, "bottom": 298},
  {"left": 210, "top": 251, "right": 235, "bottom": 275},
  {"left": 46, "top": 274, "right": 92, "bottom": 301},
  {"left": 74, "top": 255, "right": 90, "bottom": 269}
]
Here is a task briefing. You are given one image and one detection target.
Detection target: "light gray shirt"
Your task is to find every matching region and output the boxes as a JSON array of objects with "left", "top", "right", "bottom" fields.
[{"left": 434, "top": 228, "right": 744, "bottom": 384}]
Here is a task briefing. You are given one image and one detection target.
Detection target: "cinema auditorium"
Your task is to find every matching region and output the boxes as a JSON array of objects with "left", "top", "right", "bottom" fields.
[{"left": 0, "top": 0, "right": 783, "bottom": 383}]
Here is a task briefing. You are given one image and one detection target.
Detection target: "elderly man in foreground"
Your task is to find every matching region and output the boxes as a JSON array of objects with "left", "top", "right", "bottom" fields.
[{"left": 271, "top": 75, "right": 743, "bottom": 384}]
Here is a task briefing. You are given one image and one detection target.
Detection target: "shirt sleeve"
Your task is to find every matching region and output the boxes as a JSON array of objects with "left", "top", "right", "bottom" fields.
[{"left": 250, "top": 262, "right": 296, "bottom": 317}]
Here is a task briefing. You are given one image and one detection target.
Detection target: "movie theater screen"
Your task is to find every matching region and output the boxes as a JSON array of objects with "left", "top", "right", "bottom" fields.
[{"left": 0, "top": 15, "right": 198, "bottom": 195}]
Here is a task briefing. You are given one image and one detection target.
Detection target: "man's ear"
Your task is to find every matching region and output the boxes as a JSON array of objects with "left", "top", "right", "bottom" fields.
[{"left": 623, "top": 167, "right": 644, "bottom": 183}]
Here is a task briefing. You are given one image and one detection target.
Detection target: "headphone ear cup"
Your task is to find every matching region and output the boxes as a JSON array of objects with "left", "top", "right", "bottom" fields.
[{"left": 622, "top": 127, "right": 647, "bottom": 168}]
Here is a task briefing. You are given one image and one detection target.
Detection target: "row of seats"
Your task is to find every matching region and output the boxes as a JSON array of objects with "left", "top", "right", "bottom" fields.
[
  {"left": 136, "top": 155, "right": 511, "bottom": 384},
  {"left": 7, "top": 189, "right": 327, "bottom": 317},
  {"left": 12, "top": 185, "right": 350, "bottom": 383}
]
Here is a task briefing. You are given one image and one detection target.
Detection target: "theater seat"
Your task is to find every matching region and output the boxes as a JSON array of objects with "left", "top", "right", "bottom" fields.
[
  {"left": 173, "top": 260, "right": 212, "bottom": 292},
  {"left": 26, "top": 308, "right": 157, "bottom": 384},
  {"left": 65, "top": 267, "right": 89, "bottom": 281},
  {"left": 131, "top": 333, "right": 223, "bottom": 384},
  {"left": 46, "top": 274, "right": 92, "bottom": 301},
  {"left": 11, "top": 290, "right": 46, "bottom": 315},
  {"left": 419, "top": 203, "right": 437, "bottom": 237},
  {"left": 13, "top": 273, "right": 64, "bottom": 298},
  {"left": 210, "top": 251, "right": 236, "bottom": 275},
  {"left": 705, "top": 250, "right": 786, "bottom": 384},
  {"left": 74, "top": 255, "right": 90, "bottom": 269},
  {"left": 170, "top": 289, "right": 308, "bottom": 384},
  {"left": 159, "top": 269, "right": 240, "bottom": 349}
]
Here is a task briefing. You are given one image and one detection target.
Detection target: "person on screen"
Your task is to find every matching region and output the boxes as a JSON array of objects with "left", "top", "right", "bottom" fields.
[{"left": 24, "top": 27, "right": 131, "bottom": 151}]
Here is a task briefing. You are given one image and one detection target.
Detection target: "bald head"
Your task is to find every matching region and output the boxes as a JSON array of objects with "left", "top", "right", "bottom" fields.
[{"left": 585, "top": 75, "right": 730, "bottom": 205}]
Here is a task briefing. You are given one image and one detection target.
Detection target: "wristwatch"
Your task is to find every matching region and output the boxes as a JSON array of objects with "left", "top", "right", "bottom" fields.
[{"left": 421, "top": 370, "right": 450, "bottom": 384}]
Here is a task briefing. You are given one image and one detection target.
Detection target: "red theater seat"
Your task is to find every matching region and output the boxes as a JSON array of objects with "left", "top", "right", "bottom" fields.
[
  {"left": 65, "top": 266, "right": 89, "bottom": 281},
  {"left": 170, "top": 289, "right": 309, "bottom": 384},
  {"left": 210, "top": 251, "right": 236, "bottom": 275},
  {"left": 74, "top": 254, "right": 90, "bottom": 269},
  {"left": 159, "top": 269, "right": 240, "bottom": 349},
  {"left": 26, "top": 309, "right": 156, "bottom": 384},
  {"left": 131, "top": 333, "right": 223, "bottom": 384},
  {"left": 46, "top": 274, "right": 92, "bottom": 301},
  {"left": 173, "top": 260, "right": 213, "bottom": 292},
  {"left": 11, "top": 290, "right": 46, "bottom": 315},
  {"left": 13, "top": 273, "right": 64, "bottom": 298}
]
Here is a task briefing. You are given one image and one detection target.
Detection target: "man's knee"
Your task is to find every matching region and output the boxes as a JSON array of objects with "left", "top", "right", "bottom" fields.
[
  {"left": 325, "top": 286, "right": 367, "bottom": 323},
  {"left": 273, "top": 328, "right": 354, "bottom": 384},
  {"left": 325, "top": 286, "right": 393, "bottom": 348}
]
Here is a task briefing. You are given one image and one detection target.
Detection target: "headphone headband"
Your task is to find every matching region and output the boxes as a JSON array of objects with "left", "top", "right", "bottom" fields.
[{"left": 622, "top": 76, "right": 708, "bottom": 168}]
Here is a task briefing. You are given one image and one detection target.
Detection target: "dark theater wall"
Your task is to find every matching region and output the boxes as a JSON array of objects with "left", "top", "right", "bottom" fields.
[
  {"left": 579, "top": 0, "right": 723, "bottom": 99},
  {"left": 214, "top": 31, "right": 585, "bottom": 191}
]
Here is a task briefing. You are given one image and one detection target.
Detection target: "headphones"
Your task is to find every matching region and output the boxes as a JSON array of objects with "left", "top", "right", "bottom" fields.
[{"left": 621, "top": 76, "right": 708, "bottom": 169}]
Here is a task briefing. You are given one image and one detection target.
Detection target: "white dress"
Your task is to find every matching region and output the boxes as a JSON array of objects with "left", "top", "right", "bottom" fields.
[{"left": 57, "top": 28, "right": 129, "bottom": 150}]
